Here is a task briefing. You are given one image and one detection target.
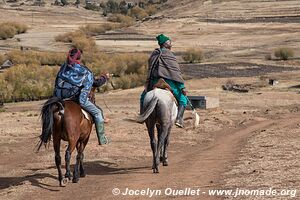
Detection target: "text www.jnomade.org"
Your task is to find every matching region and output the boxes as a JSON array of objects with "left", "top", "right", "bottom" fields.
[{"left": 111, "top": 187, "right": 297, "bottom": 198}]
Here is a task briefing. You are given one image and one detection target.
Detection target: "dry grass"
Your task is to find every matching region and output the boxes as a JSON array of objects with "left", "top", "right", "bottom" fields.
[
  {"left": 0, "top": 64, "right": 59, "bottom": 102},
  {"left": 0, "top": 51, "right": 148, "bottom": 102},
  {"left": 129, "top": 6, "right": 148, "bottom": 20},
  {"left": 182, "top": 48, "right": 204, "bottom": 63},
  {"left": 265, "top": 53, "right": 272, "bottom": 60},
  {"left": 0, "top": 54, "right": 5, "bottom": 65},
  {"left": 274, "top": 47, "right": 294, "bottom": 60},
  {"left": 107, "top": 14, "right": 135, "bottom": 27},
  {"left": 55, "top": 23, "right": 122, "bottom": 51},
  {"left": 84, "top": 52, "right": 147, "bottom": 76},
  {"left": 55, "top": 31, "right": 84, "bottom": 43},
  {"left": 0, "top": 22, "right": 28, "bottom": 40},
  {"left": 6, "top": 50, "right": 65, "bottom": 66},
  {"left": 114, "top": 73, "right": 146, "bottom": 89},
  {"left": 55, "top": 30, "right": 96, "bottom": 51},
  {"left": 80, "top": 23, "right": 118, "bottom": 36},
  {"left": 145, "top": 5, "right": 158, "bottom": 16}
]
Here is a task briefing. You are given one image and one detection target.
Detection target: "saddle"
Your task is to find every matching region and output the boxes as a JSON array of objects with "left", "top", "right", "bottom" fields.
[
  {"left": 153, "top": 78, "right": 173, "bottom": 92},
  {"left": 81, "top": 109, "right": 93, "bottom": 122},
  {"left": 57, "top": 99, "right": 93, "bottom": 123},
  {"left": 153, "top": 78, "right": 178, "bottom": 105}
]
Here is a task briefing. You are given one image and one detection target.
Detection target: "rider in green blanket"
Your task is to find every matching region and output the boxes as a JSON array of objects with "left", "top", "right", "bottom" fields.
[{"left": 140, "top": 34, "right": 187, "bottom": 128}]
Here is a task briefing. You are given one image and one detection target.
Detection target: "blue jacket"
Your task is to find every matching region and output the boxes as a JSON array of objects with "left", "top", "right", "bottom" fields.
[{"left": 54, "top": 62, "right": 94, "bottom": 105}]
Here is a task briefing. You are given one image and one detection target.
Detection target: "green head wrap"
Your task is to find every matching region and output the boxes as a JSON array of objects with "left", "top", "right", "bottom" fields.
[{"left": 156, "top": 34, "right": 170, "bottom": 45}]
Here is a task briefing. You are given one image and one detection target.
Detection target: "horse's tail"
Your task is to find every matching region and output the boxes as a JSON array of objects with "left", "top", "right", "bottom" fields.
[
  {"left": 137, "top": 92, "right": 158, "bottom": 123},
  {"left": 37, "top": 96, "right": 63, "bottom": 151}
]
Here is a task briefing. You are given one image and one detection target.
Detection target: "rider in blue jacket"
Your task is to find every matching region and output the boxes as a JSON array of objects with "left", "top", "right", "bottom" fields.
[{"left": 54, "top": 48, "right": 109, "bottom": 145}]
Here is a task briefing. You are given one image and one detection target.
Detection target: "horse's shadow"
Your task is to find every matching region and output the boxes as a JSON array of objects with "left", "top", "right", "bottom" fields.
[
  {"left": 0, "top": 172, "right": 59, "bottom": 191},
  {"left": 289, "top": 84, "right": 300, "bottom": 89},
  {"left": 0, "top": 160, "right": 149, "bottom": 191},
  {"left": 83, "top": 160, "right": 149, "bottom": 176}
]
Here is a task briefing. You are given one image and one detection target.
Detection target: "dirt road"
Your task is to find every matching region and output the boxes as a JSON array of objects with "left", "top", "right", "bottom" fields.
[{"left": 0, "top": 76, "right": 299, "bottom": 200}]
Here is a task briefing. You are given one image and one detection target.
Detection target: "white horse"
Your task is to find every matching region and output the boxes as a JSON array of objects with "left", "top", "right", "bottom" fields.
[{"left": 137, "top": 88, "right": 177, "bottom": 173}]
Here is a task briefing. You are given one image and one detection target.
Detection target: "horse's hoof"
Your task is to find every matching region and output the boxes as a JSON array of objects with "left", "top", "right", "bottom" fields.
[
  {"left": 152, "top": 168, "right": 159, "bottom": 173},
  {"left": 72, "top": 178, "right": 79, "bottom": 183},
  {"left": 80, "top": 172, "right": 86, "bottom": 178},
  {"left": 60, "top": 178, "right": 68, "bottom": 187},
  {"left": 163, "top": 161, "right": 169, "bottom": 166}
]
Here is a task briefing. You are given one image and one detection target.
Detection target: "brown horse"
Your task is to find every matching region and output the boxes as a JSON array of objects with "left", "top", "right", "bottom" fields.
[{"left": 37, "top": 88, "right": 96, "bottom": 186}]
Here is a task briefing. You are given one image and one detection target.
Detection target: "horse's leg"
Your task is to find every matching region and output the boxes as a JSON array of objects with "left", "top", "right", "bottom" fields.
[
  {"left": 72, "top": 141, "right": 80, "bottom": 183},
  {"left": 156, "top": 124, "right": 164, "bottom": 163},
  {"left": 79, "top": 152, "right": 85, "bottom": 177},
  {"left": 64, "top": 137, "right": 76, "bottom": 183},
  {"left": 162, "top": 125, "right": 172, "bottom": 166},
  {"left": 64, "top": 146, "right": 72, "bottom": 180},
  {"left": 147, "top": 122, "right": 157, "bottom": 173},
  {"left": 73, "top": 138, "right": 88, "bottom": 182},
  {"left": 155, "top": 124, "right": 167, "bottom": 173},
  {"left": 53, "top": 137, "right": 65, "bottom": 187},
  {"left": 79, "top": 137, "right": 89, "bottom": 178}
]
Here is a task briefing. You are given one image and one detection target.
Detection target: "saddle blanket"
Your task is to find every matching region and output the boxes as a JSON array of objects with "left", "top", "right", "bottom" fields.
[{"left": 81, "top": 109, "right": 93, "bottom": 122}]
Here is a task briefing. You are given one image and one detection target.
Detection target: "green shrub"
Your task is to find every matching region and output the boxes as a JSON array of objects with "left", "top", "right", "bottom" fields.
[
  {"left": 61, "top": 0, "right": 68, "bottom": 6},
  {"left": 182, "top": 48, "right": 204, "bottom": 63},
  {"left": 106, "top": 0, "right": 119, "bottom": 13},
  {"left": 85, "top": 3, "right": 100, "bottom": 11},
  {"left": 119, "top": 0, "right": 128, "bottom": 14},
  {"left": 274, "top": 47, "right": 294, "bottom": 60},
  {"left": 0, "top": 22, "right": 28, "bottom": 40}
]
